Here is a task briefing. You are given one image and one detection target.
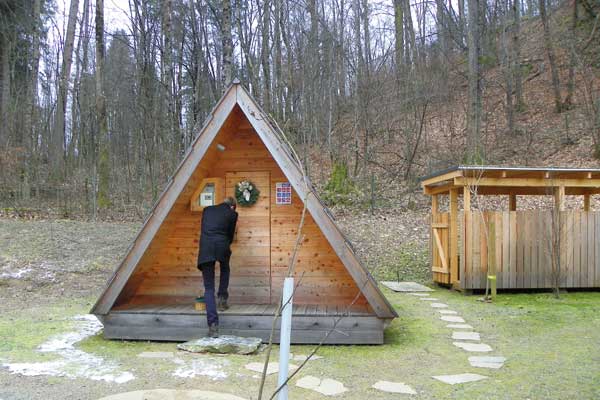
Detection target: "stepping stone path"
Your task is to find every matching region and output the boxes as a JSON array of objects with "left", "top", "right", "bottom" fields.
[
  {"left": 290, "top": 353, "right": 323, "bottom": 362},
  {"left": 453, "top": 342, "right": 493, "bottom": 352},
  {"left": 452, "top": 331, "right": 481, "bottom": 341},
  {"left": 446, "top": 323, "right": 473, "bottom": 329},
  {"left": 440, "top": 315, "right": 465, "bottom": 323},
  {"left": 137, "top": 352, "right": 175, "bottom": 359},
  {"left": 400, "top": 283, "right": 506, "bottom": 386},
  {"left": 469, "top": 356, "right": 506, "bottom": 369},
  {"left": 296, "top": 376, "right": 348, "bottom": 396},
  {"left": 432, "top": 373, "right": 488, "bottom": 385},
  {"left": 381, "top": 281, "right": 434, "bottom": 292},
  {"left": 244, "top": 362, "right": 298, "bottom": 375},
  {"left": 372, "top": 380, "right": 417, "bottom": 395},
  {"left": 430, "top": 303, "right": 448, "bottom": 308}
]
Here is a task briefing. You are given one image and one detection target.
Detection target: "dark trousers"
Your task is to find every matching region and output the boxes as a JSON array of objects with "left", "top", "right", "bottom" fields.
[{"left": 200, "top": 260, "right": 230, "bottom": 326}]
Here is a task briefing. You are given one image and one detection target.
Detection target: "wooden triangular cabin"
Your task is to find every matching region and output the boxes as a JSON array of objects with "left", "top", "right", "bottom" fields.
[{"left": 91, "top": 81, "right": 397, "bottom": 344}]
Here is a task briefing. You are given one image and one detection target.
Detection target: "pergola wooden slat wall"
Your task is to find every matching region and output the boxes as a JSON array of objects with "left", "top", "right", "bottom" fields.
[{"left": 421, "top": 166, "right": 600, "bottom": 290}]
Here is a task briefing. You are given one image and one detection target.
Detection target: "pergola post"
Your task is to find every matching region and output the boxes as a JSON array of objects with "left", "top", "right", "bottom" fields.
[
  {"left": 584, "top": 194, "right": 591, "bottom": 211},
  {"left": 509, "top": 194, "right": 517, "bottom": 211},
  {"left": 449, "top": 189, "right": 459, "bottom": 285},
  {"left": 554, "top": 186, "right": 565, "bottom": 211}
]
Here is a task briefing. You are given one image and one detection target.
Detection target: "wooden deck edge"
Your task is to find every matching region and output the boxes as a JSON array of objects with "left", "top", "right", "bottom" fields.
[{"left": 101, "top": 312, "right": 385, "bottom": 344}]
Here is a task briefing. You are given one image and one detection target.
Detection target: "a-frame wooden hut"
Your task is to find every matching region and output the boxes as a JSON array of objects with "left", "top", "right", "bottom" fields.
[{"left": 91, "top": 81, "right": 397, "bottom": 344}]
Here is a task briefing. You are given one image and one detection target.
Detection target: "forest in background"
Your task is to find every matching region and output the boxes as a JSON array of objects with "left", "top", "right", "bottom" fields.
[{"left": 0, "top": 0, "right": 599, "bottom": 218}]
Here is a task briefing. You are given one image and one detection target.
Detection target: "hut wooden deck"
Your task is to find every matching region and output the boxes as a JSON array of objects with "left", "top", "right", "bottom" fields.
[
  {"left": 422, "top": 166, "right": 600, "bottom": 290},
  {"left": 91, "top": 81, "right": 397, "bottom": 344}
]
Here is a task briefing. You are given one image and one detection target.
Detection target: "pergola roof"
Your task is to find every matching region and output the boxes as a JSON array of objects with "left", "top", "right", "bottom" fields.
[{"left": 421, "top": 165, "right": 600, "bottom": 196}]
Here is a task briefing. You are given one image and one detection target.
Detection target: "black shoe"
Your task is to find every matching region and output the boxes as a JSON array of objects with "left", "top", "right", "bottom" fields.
[
  {"left": 208, "top": 323, "right": 219, "bottom": 338},
  {"left": 217, "top": 296, "right": 229, "bottom": 312}
]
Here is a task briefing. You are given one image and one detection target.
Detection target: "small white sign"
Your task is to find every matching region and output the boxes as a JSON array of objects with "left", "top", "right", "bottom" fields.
[{"left": 276, "top": 182, "right": 292, "bottom": 205}]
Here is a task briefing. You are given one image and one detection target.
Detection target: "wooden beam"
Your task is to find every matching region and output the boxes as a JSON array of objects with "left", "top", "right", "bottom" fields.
[
  {"left": 509, "top": 194, "right": 517, "bottom": 211},
  {"left": 584, "top": 194, "right": 591, "bottom": 211},
  {"left": 449, "top": 189, "right": 459, "bottom": 284},
  {"left": 424, "top": 182, "right": 455, "bottom": 195},
  {"left": 554, "top": 186, "right": 565, "bottom": 211},
  {"left": 455, "top": 177, "right": 600, "bottom": 189},
  {"left": 421, "top": 170, "right": 463, "bottom": 188}
]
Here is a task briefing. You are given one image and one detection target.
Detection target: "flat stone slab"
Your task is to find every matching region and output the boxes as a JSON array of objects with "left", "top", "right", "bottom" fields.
[
  {"left": 98, "top": 389, "right": 248, "bottom": 400},
  {"left": 372, "top": 380, "right": 417, "bottom": 395},
  {"left": 420, "top": 298, "right": 439, "bottom": 301},
  {"left": 296, "top": 376, "right": 348, "bottom": 396},
  {"left": 381, "top": 281, "right": 434, "bottom": 292},
  {"left": 290, "top": 353, "right": 323, "bottom": 362},
  {"left": 441, "top": 316, "right": 465, "bottom": 323},
  {"left": 137, "top": 352, "right": 175, "bottom": 359},
  {"left": 452, "top": 331, "right": 480, "bottom": 341},
  {"left": 432, "top": 373, "right": 488, "bottom": 385},
  {"left": 438, "top": 310, "right": 458, "bottom": 315},
  {"left": 469, "top": 356, "right": 506, "bottom": 369},
  {"left": 430, "top": 303, "right": 448, "bottom": 308},
  {"left": 408, "top": 293, "right": 430, "bottom": 296},
  {"left": 178, "top": 336, "right": 262, "bottom": 355},
  {"left": 453, "top": 342, "right": 493, "bottom": 352},
  {"left": 446, "top": 324, "right": 473, "bottom": 329},
  {"left": 244, "top": 362, "right": 298, "bottom": 375}
]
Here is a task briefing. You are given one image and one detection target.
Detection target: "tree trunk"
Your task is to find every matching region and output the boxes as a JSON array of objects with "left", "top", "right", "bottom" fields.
[
  {"left": 96, "top": 0, "right": 110, "bottom": 209},
  {"left": 261, "top": 0, "right": 271, "bottom": 111},
  {"left": 221, "top": 0, "right": 233, "bottom": 90},
  {"left": 502, "top": 0, "right": 515, "bottom": 135},
  {"left": 53, "top": 0, "right": 79, "bottom": 172},
  {"left": 22, "top": 0, "right": 45, "bottom": 200},
  {"left": 512, "top": 0, "right": 525, "bottom": 110},
  {"left": 539, "top": 0, "right": 563, "bottom": 112},
  {"left": 0, "top": 34, "right": 12, "bottom": 146},
  {"left": 467, "top": 0, "right": 483, "bottom": 161},
  {"left": 393, "top": 0, "right": 404, "bottom": 81},
  {"left": 564, "top": 0, "right": 577, "bottom": 108}
]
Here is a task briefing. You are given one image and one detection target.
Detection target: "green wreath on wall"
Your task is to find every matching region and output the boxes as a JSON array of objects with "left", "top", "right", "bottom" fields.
[{"left": 235, "top": 180, "right": 260, "bottom": 206}]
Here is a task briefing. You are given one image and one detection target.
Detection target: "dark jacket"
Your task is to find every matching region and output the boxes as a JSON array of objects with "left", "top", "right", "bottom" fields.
[{"left": 197, "top": 203, "right": 238, "bottom": 268}]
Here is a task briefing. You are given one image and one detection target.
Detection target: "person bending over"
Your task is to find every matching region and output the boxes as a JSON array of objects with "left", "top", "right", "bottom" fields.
[{"left": 197, "top": 196, "right": 238, "bottom": 338}]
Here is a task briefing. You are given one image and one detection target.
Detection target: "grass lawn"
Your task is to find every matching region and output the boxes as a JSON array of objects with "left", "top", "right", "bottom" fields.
[{"left": 1, "top": 288, "right": 599, "bottom": 399}]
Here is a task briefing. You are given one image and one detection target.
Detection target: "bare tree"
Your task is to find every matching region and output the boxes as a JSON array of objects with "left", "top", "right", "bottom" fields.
[
  {"left": 539, "top": 0, "right": 563, "bottom": 112},
  {"left": 467, "top": 0, "right": 483, "bottom": 161},
  {"left": 53, "top": 0, "right": 80, "bottom": 172}
]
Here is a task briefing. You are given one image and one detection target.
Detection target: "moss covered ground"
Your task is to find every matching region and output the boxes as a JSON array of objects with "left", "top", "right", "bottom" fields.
[
  {"left": 1, "top": 289, "right": 599, "bottom": 399},
  {"left": 1, "top": 218, "right": 599, "bottom": 399}
]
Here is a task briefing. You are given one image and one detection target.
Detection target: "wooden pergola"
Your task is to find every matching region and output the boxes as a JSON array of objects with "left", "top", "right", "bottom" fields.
[{"left": 421, "top": 166, "right": 600, "bottom": 290}]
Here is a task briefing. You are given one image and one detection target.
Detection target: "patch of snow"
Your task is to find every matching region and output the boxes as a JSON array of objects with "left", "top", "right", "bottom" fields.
[
  {"left": 0, "top": 267, "right": 32, "bottom": 279},
  {"left": 1, "top": 314, "right": 135, "bottom": 383},
  {"left": 172, "top": 357, "right": 229, "bottom": 380}
]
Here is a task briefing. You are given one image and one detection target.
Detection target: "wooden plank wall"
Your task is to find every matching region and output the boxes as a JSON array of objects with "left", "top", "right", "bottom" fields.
[
  {"left": 462, "top": 211, "right": 600, "bottom": 289},
  {"left": 115, "top": 108, "right": 368, "bottom": 308},
  {"left": 431, "top": 212, "right": 451, "bottom": 284}
]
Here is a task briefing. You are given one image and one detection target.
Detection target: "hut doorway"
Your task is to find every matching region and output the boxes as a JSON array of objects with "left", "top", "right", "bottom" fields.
[{"left": 226, "top": 171, "right": 271, "bottom": 304}]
